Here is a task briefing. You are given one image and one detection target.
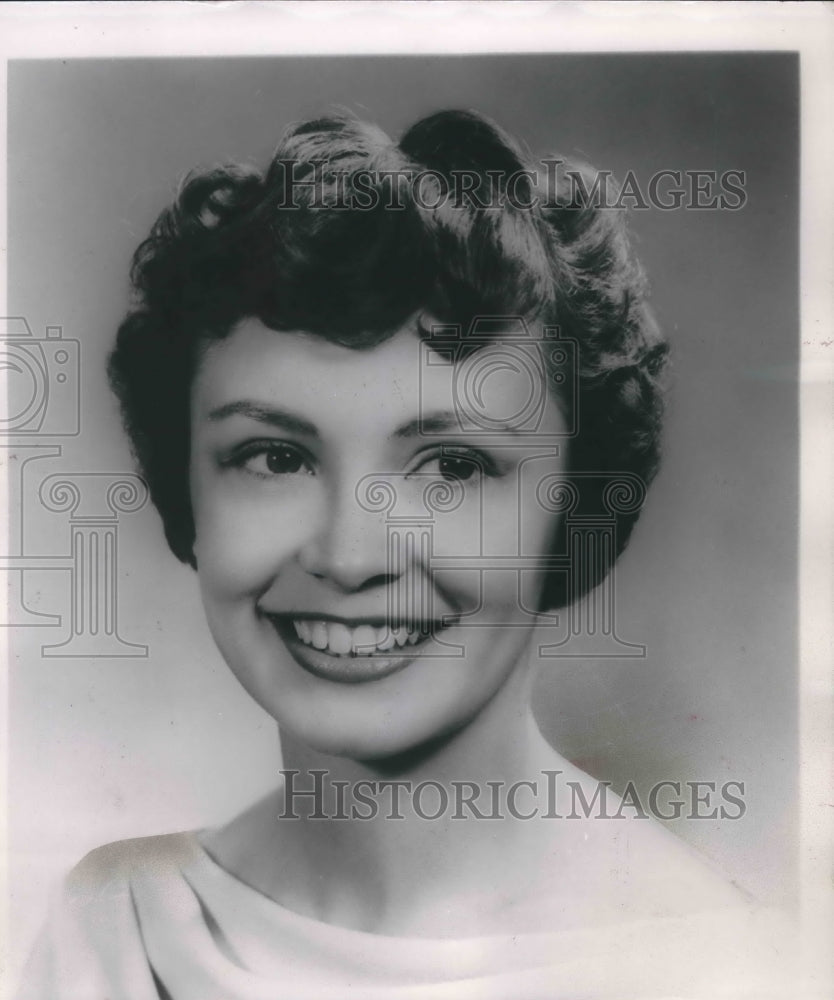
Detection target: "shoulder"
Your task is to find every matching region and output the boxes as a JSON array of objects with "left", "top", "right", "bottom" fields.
[
  {"left": 517, "top": 811, "right": 754, "bottom": 931},
  {"left": 600, "top": 813, "right": 754, "bottom": 918},
  {"left": 17, "top": 834, "right": 203, "bottom": 1000},
  {"left": 65, "top": 831, "right": 202, "bottom": 900}
]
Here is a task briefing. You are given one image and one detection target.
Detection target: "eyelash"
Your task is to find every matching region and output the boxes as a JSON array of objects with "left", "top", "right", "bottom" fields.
[
  {"left": 223, "top": 440, "right": 314, "bottom": 480},
  {"left": 221, "top": 441, "right": 501, "bottom": 485},
  {"left": 410, "top": 447, "right": 500, "bottom": 484}
]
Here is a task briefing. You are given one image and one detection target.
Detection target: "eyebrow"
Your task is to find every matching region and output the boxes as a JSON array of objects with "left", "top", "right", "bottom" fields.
[
  {"left": 208, "top": 403, "right": 461, "bottom": 440},
  {"left": 208, "top": 402, "right": 527, "bottom": 441},
  {"left": 207, "top": 401, "right": 319, "bottom": 437},
  {"left": 393, "top": 411, "right": 461, "bottom": 439},
  {"left": 396, "top": 410, "right": 524, "bottom": 439}
]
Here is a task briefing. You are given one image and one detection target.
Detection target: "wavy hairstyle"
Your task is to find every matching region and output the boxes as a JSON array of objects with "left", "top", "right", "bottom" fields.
[{"left": 108, "top": 109, "right": 668, "bottom": 610}]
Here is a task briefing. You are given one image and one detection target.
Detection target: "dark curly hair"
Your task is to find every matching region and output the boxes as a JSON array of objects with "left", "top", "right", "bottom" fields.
[{"left": 108, "top": 109, "right": 668, "bottom": 610}]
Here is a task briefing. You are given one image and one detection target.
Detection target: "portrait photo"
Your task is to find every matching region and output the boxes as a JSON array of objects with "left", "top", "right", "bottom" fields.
[{"left": 2, "top": 5, "right": 831, "bottom": 998}]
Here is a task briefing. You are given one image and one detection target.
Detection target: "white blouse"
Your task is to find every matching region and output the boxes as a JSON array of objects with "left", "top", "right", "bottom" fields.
[{"left": 19, "top": 832, "right": 796, "bottom": 1000}]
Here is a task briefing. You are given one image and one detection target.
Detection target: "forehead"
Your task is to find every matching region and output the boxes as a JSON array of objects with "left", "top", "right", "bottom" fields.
[
  {"left": 191, "top": 316, "right": 564, "bottom": 439},
  {"left": 194, "top": 317, "right": 423, "bottom": 419}
]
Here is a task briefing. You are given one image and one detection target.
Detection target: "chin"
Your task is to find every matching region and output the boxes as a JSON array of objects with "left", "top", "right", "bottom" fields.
[
  {"left": 283, "top": 712, "right": 447, "bottom": 766},
  {"left": 278, "top": 689, "right": 481, "bottom": 769}
]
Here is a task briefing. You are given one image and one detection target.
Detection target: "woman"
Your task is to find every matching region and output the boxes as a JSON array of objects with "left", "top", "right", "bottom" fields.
[{"left": 21, "top": 110, "right": 792, "bottom": 998}]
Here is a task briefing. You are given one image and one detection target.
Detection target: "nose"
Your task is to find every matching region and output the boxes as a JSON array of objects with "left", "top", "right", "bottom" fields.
[{"left": 298, "top": 479, "right": 401, "bottom": 594}]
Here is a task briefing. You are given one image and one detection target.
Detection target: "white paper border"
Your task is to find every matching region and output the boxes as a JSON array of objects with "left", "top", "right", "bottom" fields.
[{"left": 0, "top": 3, "right": 831, "bottom": 997}]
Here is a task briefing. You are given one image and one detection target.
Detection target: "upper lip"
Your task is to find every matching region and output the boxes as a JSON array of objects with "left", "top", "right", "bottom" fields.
[{"left": 260, "top": 610, "right": 458, "bottom": 629}]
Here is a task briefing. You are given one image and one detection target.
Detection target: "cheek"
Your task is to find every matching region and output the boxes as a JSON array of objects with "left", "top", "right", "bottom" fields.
[
  {"left": 429, "top": 476, "right": 559, "bottom": 615},
  {"left": 190, "top": 465, "right": 321, "bottom": 598},
  {"left": 432, "top": 506, "right": 558, "bottom": 620}
]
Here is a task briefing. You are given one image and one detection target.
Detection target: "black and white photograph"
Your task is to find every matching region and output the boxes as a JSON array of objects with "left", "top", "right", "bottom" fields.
[{"left": 2, "top": 4, "right": 832, "bottom": 999}]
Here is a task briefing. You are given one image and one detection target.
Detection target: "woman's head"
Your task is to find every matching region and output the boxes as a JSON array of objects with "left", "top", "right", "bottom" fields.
[
  {"left": 186, "top": 315, "right": 570, "bottom": 758},
  {"left": 109, "top": 109, "right": 668, "bottom": 758},
  {"left": 109, "top": 109, "right": 668, "bottom": 617}
]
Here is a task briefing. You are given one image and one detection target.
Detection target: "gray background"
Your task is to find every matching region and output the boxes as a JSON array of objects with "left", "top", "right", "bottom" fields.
[{"left": 7, "top": 54, "right": 798, "bottom": 962}]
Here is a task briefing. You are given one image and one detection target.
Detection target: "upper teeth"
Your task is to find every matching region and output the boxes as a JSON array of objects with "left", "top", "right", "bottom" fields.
[{"left": 292, "top": 620, "right": 425, "bottom": 655}]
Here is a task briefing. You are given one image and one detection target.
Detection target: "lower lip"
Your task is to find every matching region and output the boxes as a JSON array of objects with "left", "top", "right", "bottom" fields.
[{"left": 269, "top": 619, "right": 437, "bottom": 685}]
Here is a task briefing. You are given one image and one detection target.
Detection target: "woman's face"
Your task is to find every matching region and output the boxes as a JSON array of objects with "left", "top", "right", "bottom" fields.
[{"left": 190, "top": 316, "right": 568, "bottom": 760}]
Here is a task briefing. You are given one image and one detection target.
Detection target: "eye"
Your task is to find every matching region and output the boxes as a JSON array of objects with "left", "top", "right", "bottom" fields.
[
  {"left": 230, "top": 441, "right": 313, "bottom": 478},
  {"left": 411, "top": 449, "right": 495, "bottom": 485},
  {"left": 437, "top": 454, "right": 481, "bottom": 483},
  {"left": 264, "top": 443, "right": 308, "bottom": 475}
]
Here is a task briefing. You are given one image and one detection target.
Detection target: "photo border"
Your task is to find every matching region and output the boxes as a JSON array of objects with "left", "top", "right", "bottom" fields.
[{"left": 0, "top": 3, "right": 830, "bottom": 997}]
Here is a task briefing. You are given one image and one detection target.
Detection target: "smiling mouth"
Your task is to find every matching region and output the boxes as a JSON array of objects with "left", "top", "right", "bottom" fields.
[
  {"left": 264, "top": 614, "right": 453, "bottom": 683},
  {"left": 291, "top": 619, "right": 428, "bottom": 656}
]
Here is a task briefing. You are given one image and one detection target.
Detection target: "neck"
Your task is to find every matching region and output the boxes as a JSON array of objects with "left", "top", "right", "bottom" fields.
[{"left": 244, "top": 658, "right": 577, "bottom": 936}]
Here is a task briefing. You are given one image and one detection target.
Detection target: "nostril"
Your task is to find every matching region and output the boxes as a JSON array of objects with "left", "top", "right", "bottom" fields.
[{"left": 355, "top": 571, "right": 399, "bottom": 593}]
